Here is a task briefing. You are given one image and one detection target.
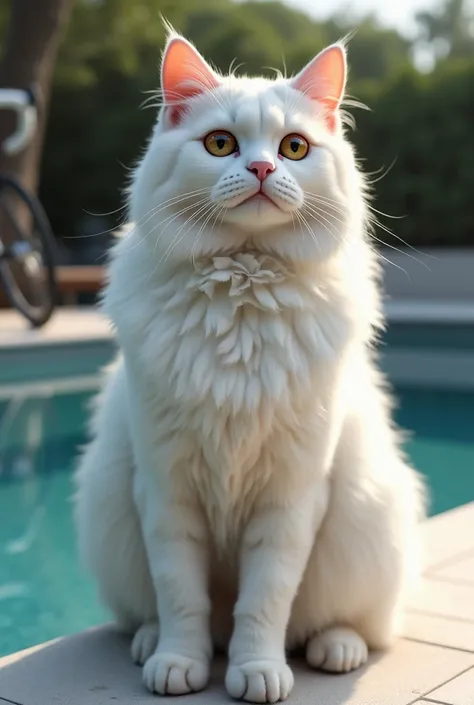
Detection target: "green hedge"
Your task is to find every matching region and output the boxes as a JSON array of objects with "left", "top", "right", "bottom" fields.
[{"left": 354, "top": 60, "right": 474, "bottom": 247}]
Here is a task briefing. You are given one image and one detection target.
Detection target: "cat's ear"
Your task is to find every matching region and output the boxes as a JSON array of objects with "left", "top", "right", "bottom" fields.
[
  {"left": 161, "top": 35, "right": 220, "bottom": 126},
  {"left": 291, "top": 44, "right": 347, "bottom": 132}
]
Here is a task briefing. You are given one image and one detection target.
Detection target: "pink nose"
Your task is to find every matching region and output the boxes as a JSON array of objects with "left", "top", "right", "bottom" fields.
[{"left": 247, "top": 160, "right": 275, "bottom": 182}]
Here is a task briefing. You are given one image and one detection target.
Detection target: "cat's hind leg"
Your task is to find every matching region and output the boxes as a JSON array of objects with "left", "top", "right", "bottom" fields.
[
  {"left": 306, "top": 627, "right": 368, "bottom": 673},
  {"left": 289, "top": 410, "right": 423, "bottom": 675},
  {"left": 131, "top": 621, "right": 160, "bottom": 665}
]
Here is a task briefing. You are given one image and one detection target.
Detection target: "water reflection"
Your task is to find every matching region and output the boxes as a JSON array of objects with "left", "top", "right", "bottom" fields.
[{"left": 0, "top": 379, "right": 108, "bottom": 656}]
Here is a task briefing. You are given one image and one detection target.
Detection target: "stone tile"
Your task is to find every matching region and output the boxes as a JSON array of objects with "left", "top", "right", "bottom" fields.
[
  {"left": 425, "top": 666, "right": 474, "bottom": 705},
  {"left": 423, "top": 503, "right": 474, "bottom": 572},
  {"left": 409, "top": 578, "right": 474, "bottom": 622},
  {"left": 0, "top": 627, "right": 473, "bottom": 705},
  {"left": 428, "top": 554, "right": 474, "bottom": 586},
  {"left": 404, "top": 612, "right": 474, "bottom": 652}
]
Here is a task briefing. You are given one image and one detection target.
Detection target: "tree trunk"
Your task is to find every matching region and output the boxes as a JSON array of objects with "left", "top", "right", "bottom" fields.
[{"left": 0, "top": 0, "right": 75, "bottom": 194}]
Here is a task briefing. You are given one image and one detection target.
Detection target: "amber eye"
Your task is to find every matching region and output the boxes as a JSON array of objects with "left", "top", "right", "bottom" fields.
[
  {"left": 279, "top": 134, "right": 309, "bottom": 161},
  {"left": 204, "top": 131, "right": 238, "bottom": 157}
]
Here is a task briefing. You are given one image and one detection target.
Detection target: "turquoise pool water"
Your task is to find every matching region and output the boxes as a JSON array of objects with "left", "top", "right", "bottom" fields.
[{"left": 0, "top": 383, "right": 473, "bottom": 657}]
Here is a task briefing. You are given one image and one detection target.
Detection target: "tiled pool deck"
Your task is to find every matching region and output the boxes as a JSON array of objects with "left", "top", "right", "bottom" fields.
[{"left": 0, "top": 502, "right": 473, "bottom": 705}]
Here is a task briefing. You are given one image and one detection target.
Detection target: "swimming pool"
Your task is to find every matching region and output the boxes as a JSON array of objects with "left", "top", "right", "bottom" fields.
[{"left": 0, "top": 378, "right": 473, "bottom": 658}]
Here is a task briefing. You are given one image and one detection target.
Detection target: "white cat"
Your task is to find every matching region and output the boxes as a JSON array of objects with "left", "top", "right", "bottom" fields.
[{"left": 75, "top": 31, "right": 425, "bottom": 704}]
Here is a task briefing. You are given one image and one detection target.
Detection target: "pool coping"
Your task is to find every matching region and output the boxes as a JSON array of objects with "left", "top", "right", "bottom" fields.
[
  {"left": 0, "top": 309, "right": 116, "bottom": 386},
  {"left": 2, "top": 300, "right": 474, "bottom": 346},
  {"left": 3, "top": 302, "right": 474, "bottom": 389},
  {"left": 0, "top": 502, "right": 473, "bottom": 705}
]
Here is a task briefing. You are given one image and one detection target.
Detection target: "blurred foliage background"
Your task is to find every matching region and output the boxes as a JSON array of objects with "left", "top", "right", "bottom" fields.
[{"left": 1, "top": 0, "right": 473, "bottom": 261}]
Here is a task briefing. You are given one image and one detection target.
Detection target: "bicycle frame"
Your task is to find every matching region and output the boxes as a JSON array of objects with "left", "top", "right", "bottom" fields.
[
  {"left": 0, "top": 87, "right": 37, "bottom": 155},
  {"left": 0, "top": 87, "right": 38, "bottom": 258},
  {"left": 0, "top": 85, "right": 56, "bottom": 326}
]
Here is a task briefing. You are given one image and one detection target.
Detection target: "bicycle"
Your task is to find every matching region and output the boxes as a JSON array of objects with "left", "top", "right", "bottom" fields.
[{"left": 0, "top": 85, "right": 56, "bottom": 327}]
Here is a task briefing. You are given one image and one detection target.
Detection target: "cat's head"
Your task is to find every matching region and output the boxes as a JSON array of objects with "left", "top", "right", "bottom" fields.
[{"left": 130, "top": 31, "right": 366, "bottom": 266}]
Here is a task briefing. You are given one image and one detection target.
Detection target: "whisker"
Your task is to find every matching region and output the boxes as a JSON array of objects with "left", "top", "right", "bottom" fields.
[
  {"left": 190, "top": 204, "right": 223, "bottom": 266},
  {"left": 150, "top": 197, "right": 212, "bottom": 261},
  {"left": 158, "top": 199, "right": 215, "bottom": 261},
  {"left": 303, "top": 193, "right": 349, "bottom": 213},
  {"left": 184, "top": 70, "right": 229, "bottom": 114},
  {"left": 304, "top": 201, "right": 430, "bottom": 270},
  {"left": 304, "top": 192, "right": 349, "bottom": 209},
  {"left": 365, "top": 158, "right": 398, "bottom": 186},
  {"left": 303, "top": 203, "right": 345, "bottom": 236},
  {"left": 158, "top": 201, "right": 217, "bottom": 271},
  {"left": 296, "top": 210, "right": 322, "bottom": 256},
  {"left": 228, "top": 58, "right": 245, "bottom": 77},
  {"left": 304, "top": 192, "right": 430, "bottom": 266},
  {"left": 64, "top": 223, "right": 126, "bottom": 241},
  {"left": 290, "top": 211, "right": 296, "bottom": 234},
  {"left": 366, "top": 216, "right": 431, "bottom": 266},
  {"left": 145, "top": 204, "right": 211, "bottom": 284},
  {"left": 294, "top": 211, "right": 307, "bottom": 245},
  {"left": 127, "top": 195, "right": 211, "bottom": 256},
  {"left": 373, "top": 248, "right": 410, "bottom": 277},
  {"left": 367, "top": 206, "right": 405, "bottom": 220},
  {"left": 299, "top": 204, "right": 355, "bottom": 265},
  {"left": 64, "top": 188, "right": 211, "bottom": 241},
  {"left": 367, "top": 229, "right": 430, "bottom": 268},
  {"left": 131, "top": 190, "right": 211, "bottom": 240},
  {"left": 304, "top": 194, "right": 349, "bottom": 220},
  {"left": 84, "top": 204, "right": 127, "bottom": 218}
]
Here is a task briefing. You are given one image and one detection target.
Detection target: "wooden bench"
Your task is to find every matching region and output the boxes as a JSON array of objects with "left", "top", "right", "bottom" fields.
[
  {"left": 55, "top": 265, "right": 106, "bottom": 305},
  {"left": 0, "top": 265, "right": 106, "bottom": 308}
]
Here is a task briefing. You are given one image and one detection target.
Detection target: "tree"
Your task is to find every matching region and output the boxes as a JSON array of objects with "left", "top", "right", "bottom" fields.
[
  {"left": 0, "top": 0, "right": 75, "bottom": 194},
  {"left": 416, "top": 0, "right": 474, "bottom": 59}
]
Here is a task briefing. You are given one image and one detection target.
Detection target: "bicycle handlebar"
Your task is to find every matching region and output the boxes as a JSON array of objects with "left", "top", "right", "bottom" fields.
[{"left": 0, "top": 87, "right": 38, "bottom": 155}]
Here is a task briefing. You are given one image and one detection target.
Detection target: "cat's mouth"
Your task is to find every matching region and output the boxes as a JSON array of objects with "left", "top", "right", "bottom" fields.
[
  {"left": 251, "top": 193, "right": 273, "bottom": 203},
  {"left": 239, "top": 189, "right": 281, "bottom": 209}
]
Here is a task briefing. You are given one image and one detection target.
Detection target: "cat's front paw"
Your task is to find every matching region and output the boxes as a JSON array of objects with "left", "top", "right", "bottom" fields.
[
  {"left": 226, "top": 660, "right": 294, "bottom": 703},
  {"left": 306, "top": 627, "right": 368, "bottom": 673},
  {"left": 143, "top": 651, "right": 210, "bottom": 695}
]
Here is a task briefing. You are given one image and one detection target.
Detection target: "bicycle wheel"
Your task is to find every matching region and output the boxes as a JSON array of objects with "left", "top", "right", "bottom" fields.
[{"left": 0, "top": 175, "right": 57, "bottom": 327}]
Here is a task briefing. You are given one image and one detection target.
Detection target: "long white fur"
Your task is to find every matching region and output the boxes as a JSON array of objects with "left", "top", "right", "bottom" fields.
[{"left": 75, "top": 32, "right": 425, "bottom": 704}]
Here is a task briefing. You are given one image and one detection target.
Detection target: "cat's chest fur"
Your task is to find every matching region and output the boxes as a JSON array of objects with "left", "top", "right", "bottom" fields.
[
  {"left": 129, "top": 253, "right": 352, "bottom": 416},
  {"left": 108, "top": 252, "right": 354, "bottom": 548}
]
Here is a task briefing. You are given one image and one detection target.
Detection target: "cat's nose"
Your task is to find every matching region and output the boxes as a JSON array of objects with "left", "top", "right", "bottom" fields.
[{"left": 247, "top": 160, "right": 275, "bottom": 182}]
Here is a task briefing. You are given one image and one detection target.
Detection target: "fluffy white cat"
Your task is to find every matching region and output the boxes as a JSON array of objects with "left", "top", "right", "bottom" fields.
[{"left": 75, "top": 31, "right": 425, "bottom": 704}]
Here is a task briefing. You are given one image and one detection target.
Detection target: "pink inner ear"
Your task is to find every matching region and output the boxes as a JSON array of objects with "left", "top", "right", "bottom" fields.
[
  {"left": 292, "top": 45, "right": 346, "bottom": 116},
  {"left": 162, "top": 37, "right": 219, "bottom": 124}
]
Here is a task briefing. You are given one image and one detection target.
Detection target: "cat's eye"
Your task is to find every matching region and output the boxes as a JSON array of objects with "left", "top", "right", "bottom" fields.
[
  {"left": 204, "top": 131, "right": 238, "bottom": 157},
  {"left": 279, "top": 134, "right": 309, "bottom": 161}
]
